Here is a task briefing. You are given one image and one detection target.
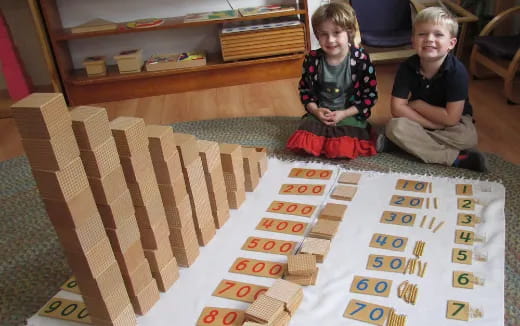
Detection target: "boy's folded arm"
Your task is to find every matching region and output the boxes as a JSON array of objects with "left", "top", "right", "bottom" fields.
[
  {"left": 391, "top": 96, "right": 444, "bottom": 129},
  {"left": 412, "top": 100, "right": 465, "bottom": 127}
]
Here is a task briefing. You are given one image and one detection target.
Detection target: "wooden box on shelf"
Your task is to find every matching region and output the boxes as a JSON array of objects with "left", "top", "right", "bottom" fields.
[
  {"left": 145, "top": 52, "right": 206, "bottom": 72},
  {"left": 220, "top": 20, "right": 305, "bottom": 62},
  {"left": 113, "top": 49, "right": 143, "bottom": 74},
  {"left": 83, "top": 56, "right": 107, "bottom": 77}
]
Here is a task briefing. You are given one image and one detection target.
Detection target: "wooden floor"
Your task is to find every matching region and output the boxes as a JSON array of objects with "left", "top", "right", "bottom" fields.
[{"left": 1, "top": 64, "right": 519, "bottom": 164}]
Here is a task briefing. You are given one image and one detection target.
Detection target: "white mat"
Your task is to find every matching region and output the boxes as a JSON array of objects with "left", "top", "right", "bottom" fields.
[{"left": 28, "top": 158, "right": 505, "bottom": 326}]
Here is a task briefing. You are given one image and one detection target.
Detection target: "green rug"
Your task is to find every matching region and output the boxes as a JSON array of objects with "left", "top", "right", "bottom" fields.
[{"left": 0, "top": 117, "right": 518, "bottom": 325}]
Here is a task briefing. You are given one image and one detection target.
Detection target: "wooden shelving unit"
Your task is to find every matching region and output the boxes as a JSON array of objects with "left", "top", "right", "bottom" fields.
[{"left": 37, "top": 0, "right": 311, "bottom": 105}]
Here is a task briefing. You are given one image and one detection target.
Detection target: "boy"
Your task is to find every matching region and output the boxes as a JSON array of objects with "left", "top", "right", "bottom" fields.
[{"left": 382, "top": 7, "right": 487, "bottom": 172}]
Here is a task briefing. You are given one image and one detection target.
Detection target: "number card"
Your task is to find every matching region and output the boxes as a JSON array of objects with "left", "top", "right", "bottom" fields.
[
  {"left": 241, "top": 237, "right": 296, "bottom": 255},
  {"left": 212, "top": 279, "right": 268, "bottom": 303},
  {"left": 390, "top": 195, "right": 424, "bottom": 209},
  {"left": 452, "top": 248, "right": 473, "bottom": 265},
  {"left": 456, "top": 184, "right": 473, "bottom": 196},
  {"left": 289, "top": 168, "right": 333, "bottom": 180},
  {"left": 267, "top": 201, "right": 316, "bottom": 217},
  {"left": 60, "top": 276, "right": 81, "bottom": 294},
  {"left": 369, "top": 233, "right": 408, "bottom": 252},
  {"left": 344, "top": 299, "right": 391, "bottom": 326},
  {"left": 366, "top": 254, "right": 407, "bottom": 273},
  {"left": 38, "top": 297, "right": 90, "bottom": 324},
  {"left": 380, "top": 211, "right": 416, "bottom": 227},
  {"left": 350, "top": 276, "right": 393, "bottom": 297},
  {"left": 279, "top": 184, "right": 325, "bottom": 196},
  {"left": 458, "top": 198, "right": 476, "bottom": 210},
  {"left": 196, "top": 307, "right": 245, "bottom": 326},
  {"left": 256, "top": 218, "right": 307, "bottom": 235},
  {"left": 229, "top": 257, "right": 286, "bottom": 278},
  {"left": 395, "top": 179, "right": 430, "bottom": 193},
  {"left": 446, "top": 300, "right": 470, "bottom": 321},
  {"left": 453, "top": 271, "right": 476, "bottom": 289},
  {"left": 457, "top": 213, "right": 479, "bottom": 227},
  {"left": 455, "top": 229, "right": 475, "bottom": 245}
]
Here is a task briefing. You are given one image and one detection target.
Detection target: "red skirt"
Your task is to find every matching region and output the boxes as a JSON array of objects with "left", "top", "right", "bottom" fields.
[{"left": 287, "top": 118, "right": 377, "bottom": 159}]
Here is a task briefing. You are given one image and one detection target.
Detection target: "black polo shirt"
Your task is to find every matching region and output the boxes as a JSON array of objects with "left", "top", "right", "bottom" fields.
[{"left": 392, "top": 53, "right": 473, "bottom": 116}]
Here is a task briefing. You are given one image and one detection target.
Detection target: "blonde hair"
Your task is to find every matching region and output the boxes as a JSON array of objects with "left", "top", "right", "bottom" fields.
[
  {"left": 414, "top": 7, "right": 459, "bottom": 37},
  {"left": 312, "top": 2, "right": 358, "bottom": 42}
]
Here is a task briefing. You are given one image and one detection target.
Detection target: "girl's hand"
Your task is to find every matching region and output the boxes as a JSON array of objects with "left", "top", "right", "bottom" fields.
[{"left": 314, "top": 107, "right": 336, "bottom": 126}]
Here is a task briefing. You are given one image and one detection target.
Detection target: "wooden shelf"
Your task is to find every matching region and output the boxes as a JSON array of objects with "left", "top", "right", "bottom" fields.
[
  {"left": 67, "top": 53, "right": 304, "bottom": 86},
  {"left": 37, "top": 0, "right": 310, "bottom": 105},
  {"left": 55, "top": 10, "right": 307, "bottom": 41}
]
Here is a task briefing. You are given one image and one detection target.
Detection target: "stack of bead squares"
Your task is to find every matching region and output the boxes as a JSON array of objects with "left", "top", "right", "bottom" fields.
[
  {"left": 308, "top": 219, "right": 340, "bottom": 240},
  {"left": 245, "top": 294, "right": 285, "bottom": 325},
  {"left": 299, "top": 237, "right": 330, "bottom": 263},
  {"left": 331, "top": 184, "right": 357, "bottom": 201},
  {"left": 337, "top": 171, "right": 361, "bottom": 185},
  {"left": 284, "top": 254, "right": 319, "bottom": 286},
  {"left": 318, "top": 202, "right": 348, "bottom": 221}
]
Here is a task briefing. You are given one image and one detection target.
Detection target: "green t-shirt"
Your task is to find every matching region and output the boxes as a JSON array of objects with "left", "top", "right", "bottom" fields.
[{"left": 307, "top": 54, "right": 366, "bottom": 128}]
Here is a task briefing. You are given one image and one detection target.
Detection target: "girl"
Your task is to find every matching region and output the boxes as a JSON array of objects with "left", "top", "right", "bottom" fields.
[{"left": 287, "top": 2, "right": 378, "bottom": 159}]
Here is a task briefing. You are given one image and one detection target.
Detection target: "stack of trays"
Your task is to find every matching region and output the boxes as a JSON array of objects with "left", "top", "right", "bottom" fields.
[{"left": 220, "top": 24, "right": 305, "bottom": 61}]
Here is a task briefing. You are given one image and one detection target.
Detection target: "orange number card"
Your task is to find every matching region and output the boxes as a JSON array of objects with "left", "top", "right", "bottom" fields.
[
  {"left": 256, "top": 218, "right": 307, "bottom": 235},
  {"left": 241, "top": 237, "right": 296, "bottom": 255},
  {"left": 279, "top": 184, "right": 325, "bottom": 196},
  {"left": 196, "top": 307, "right": 245, "bottom": 326},
  {"left": 212, "top": 279, "right": 268, "bottom": 303},
  {"left": 229, "top": 257, "right": 286, "bottom": 278},
  {"left": 267, "top": 200, "right": 316, "bottom": 217},
  {"left": 289, "top": 168, "right": 333, "bottom": 180}
]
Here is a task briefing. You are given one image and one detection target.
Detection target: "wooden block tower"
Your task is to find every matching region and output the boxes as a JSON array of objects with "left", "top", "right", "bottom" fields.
[
  {"left": 11, "top": 93, "right": 136, "bottom": 325},
  {"left": 146, "top": 125, "right": 200, "bottom": 267},
  {"left": 110, "top": 117, "right": 178, "bottom": 301},
  {"left": 219, "top": 143, "right": 246, "bottom": 209},
  {"left": 70, "top": 106, "right": 162, "bottom": 315},
  {"left": 241, "top": 146, "right": 261, "bottom": 192},
  {"left": 197, "top": 139, "right": 230, "bottom": 228},
  {"left": 174, "top": 133, "right": 216, "bottom": 246}
]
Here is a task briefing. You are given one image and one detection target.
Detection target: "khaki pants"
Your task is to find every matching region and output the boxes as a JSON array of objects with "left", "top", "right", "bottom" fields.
[{"left": 385, "top": 115, "right": 478, "bottom": 166}]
